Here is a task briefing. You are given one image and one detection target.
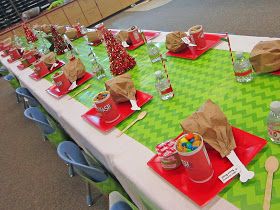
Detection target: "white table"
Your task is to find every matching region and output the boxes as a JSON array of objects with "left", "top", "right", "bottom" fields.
[{"left": 1, "top": 32, "right": 277, "bottom": 210}]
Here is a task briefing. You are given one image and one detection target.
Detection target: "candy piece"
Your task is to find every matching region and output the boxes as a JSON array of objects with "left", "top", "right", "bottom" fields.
[
  {"left": 192, "top": 146, "right": 198, "bottom": 150},
  {"left": 187, "top": 148, "right": 192, "bottom": 152},
  {"left": 189, "top": 138, "right": 194, "bottom": 143},
  {"left": 181, "top": 142, "right": 187, "bottom": 147},
  {"left": 185, "top": 133, "right": 194, "bottom": 140},
  {"left": 192, "top": 141, "right": 201, "bottom": 147},
  {"left": 187, "top": 144, "right": 192, "bottom": 149},
  {"left": 180, "top": 137, "right": 188, "bottom": 143},
  {"left": 194, "top": 134, "right": 201, "bottom": 142}
]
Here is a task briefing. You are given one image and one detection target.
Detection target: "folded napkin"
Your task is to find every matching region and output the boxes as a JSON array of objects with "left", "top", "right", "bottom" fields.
[
  {"left": 166, "top": 31, "right": 188, "bottom": 53},
  {"left": 62, "top": 56, "right": 86, "bottom": 83},
  {"left": 250, "top": 40, "right": 280, "bottom": 73},
  {"left": 180, "top": 99, "right": 236, "bottom": 157}
]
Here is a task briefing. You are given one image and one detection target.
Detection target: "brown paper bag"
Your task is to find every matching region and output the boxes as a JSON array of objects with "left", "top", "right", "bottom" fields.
[
  {"left": 42, "top": 24, "right": 51, "bottom": 34},
  {"left": 56, "top": 26, "right": 66, "bottom": 35},
  {"left": 33, "top": 24, "right": 42, "bottom": 31},
  {"left": 180, "top": 99, "right": 236, "bottom": 157},
  {"left": 105, "top": 73, "right": 136, "bottom": 103},
  {"left": 166, "top": 31, "right": 188, "bottom": 53},
  {"left": 62, "top": 57, "right": 86, "bottom": 83},
  {"left": 41, "top": 52, "right": 56, "bottom": 68},
  {"left": 249, "top": 40, "right": 280, "bottom": 73},
  {"left": 65, "top": 28, "right": 77, "bottom": 40},
  {"left": 115, "top": 31, "right": 131, "bottom": 45},
  {"left": 87, "top": 31, "right": 102, "bottom": 43}
]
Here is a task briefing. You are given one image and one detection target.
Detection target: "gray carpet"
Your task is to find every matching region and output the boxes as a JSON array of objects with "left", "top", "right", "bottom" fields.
[
  {"left": 0, "top": 78, "right": 108, "bottom": 210},
  {"left": 105, "top": 0, "right": 280, "bottom": 37}
]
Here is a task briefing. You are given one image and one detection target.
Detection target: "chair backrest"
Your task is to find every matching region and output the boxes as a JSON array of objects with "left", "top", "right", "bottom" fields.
[
  {"left": 4, "top": 74, "right": 14, "bottom": 81},
  {"left": 16, "top": 87, "right": 39, "bottom": 107},
  {"left": 24, "top": 107, "right": 55, "bottom": 135},
  {"left": 57, "top": 141, "right": 108, "bottom": 183}
]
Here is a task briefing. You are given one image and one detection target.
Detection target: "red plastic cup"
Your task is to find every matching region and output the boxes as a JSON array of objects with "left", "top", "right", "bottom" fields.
[
  {"left": 93, "top": 91, "right": 120, "bottom": 123},
  {"left": 52, "top": 71, "right": 71, "bottom": 93},
  {"left": 128, "top": 26, "right": 143, "bottom": 45},
  {"left": 33, "top": 60, "right": 49, "bottom": 76},
  {"left": 188, "top": 25, "right": 206, "bottom": 50},
  {"left": 176, "top": 134, "right": 214, "bottom": 183},
  {"left": 23, "top": 51, "right": 37, "bottom": 64},
  {"left": 9, "top": 48, "right": 22, "bottom": 60}
]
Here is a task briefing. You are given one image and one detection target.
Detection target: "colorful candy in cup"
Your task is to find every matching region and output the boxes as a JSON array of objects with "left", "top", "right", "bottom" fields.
[{"left": 176, "top": 133, "right": 202, "bottom": 153}]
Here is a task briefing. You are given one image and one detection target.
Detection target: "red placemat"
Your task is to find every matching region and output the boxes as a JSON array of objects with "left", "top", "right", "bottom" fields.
[
  {"left": 271, "top": 70, "right": 280, "bottom": 76},
  {"left": 147, "top": 127, "right": 267, "bottom": 206},
  {"left": 46, "top": 72, "right": 93, "bottom": 98},
  {"left": 110, "top": 30, "right": 161, "bottom": 51},
  {"left": 29, "top": 61, "right": 65, "bottom": 81},
  {"left": 166, "top": 34, "right": 225, "bottom": 60},
  {"left": 82, "top": 90, "right": 153, "bottom": 132}
]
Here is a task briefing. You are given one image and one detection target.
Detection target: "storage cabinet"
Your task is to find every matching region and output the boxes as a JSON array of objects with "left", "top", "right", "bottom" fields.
[
  {"left": 78, "top": 0, "right": 102, "bottom": 25},
  {"left": 63, "top": 1, "right": 88, "bottom": 26},
  {"left": 95, "top": 0, "right": 123, "bottom": 18},
  {"left": 29, "top": 15, "right": 50, "bottom": 27},
  {"left": 46, "top": 8, "right": 69, "bottom": 26}
]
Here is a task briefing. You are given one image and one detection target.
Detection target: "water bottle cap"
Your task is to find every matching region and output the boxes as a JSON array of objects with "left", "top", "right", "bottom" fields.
[
  {"left": 155, "top": 70, "right": 163, "bottom": 77},
  {"left": 235, "top": 52, "right": 244, "bottom": 59},
  {"left": 270, "top": 101, "right": 280, "bottom": 113}
]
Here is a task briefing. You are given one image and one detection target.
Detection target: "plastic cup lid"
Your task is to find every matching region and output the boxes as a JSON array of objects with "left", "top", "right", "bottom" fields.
[{"left": 270, "top": 101, "right": 280, "bottom": 113}]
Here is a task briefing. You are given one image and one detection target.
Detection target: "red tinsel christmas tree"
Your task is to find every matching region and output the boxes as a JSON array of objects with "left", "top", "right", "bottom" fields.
[
  {"left": 22, "top": 23, "right": 37, "bottom": 43},
  {"left": 51, "top": 25, "right": 67, "bottom": 55},
  {"left": 97, "top": 24, "right": 136, "bottom": 76}
]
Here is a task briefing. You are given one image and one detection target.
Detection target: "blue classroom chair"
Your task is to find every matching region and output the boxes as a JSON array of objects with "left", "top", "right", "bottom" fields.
[
  {"left": 109, "top": 191, "right": 137, "bottom": 210},
  {"left": 57, "top": 141, "right": 131, "bottom": 207},
  {"left": 16, "top": 87, "right": 40, "bottom": 109}
]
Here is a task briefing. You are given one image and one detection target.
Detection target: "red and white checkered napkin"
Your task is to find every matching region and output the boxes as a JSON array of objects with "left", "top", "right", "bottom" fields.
[{"left": 155, "top": 139, "right": 177, "bottom": 157}]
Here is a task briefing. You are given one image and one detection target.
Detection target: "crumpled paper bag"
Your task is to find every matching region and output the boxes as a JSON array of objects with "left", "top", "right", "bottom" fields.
[
  {"left": 115, "top": 31, "right": 131, "bottom": 45},
  {"left": 40, "top": 52, "right": 56, "bottom": 68},
  {"left": 65, "top": 28, "right": 77, "bottom": 40},
  {"left": 105, "top": 73, "right": 136, "bottom": 103},
  {"left": 180, "top": 99, "right": 236, "bottom": 157},
  {"left": 249, "top": 40, "right": 280, "bottom": 73},
  {"left": 166, "top": 31, "right": 188, "bottom": 53},
  {"left": 56, "top": 26, "right": 66, "bottom": 35},
  {"left": 62, "top": 57, "right": 86, "bottom": 83},
  {"left": 87, "top": 31, "right": 102, "bottom": 43},
  {"left": 42, "top": 24, "right": 51, "bottom": 34}
]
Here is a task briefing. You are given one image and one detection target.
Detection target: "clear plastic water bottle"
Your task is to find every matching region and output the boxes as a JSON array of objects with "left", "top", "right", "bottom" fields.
[
  {"left": 92, "top": 59, "right": 106, "bottom": 80},
  {"left": 155, "top": 70, "right": 174, "bottom": 100},
  {"left": 267, "top": 101, "right": 280, "bottom": 144},
  {"left": 147, "top": 40, "right": 161, "bottom": 63},
  {"left": 233, "top": 52, "right": 254, "bottom": 83}
]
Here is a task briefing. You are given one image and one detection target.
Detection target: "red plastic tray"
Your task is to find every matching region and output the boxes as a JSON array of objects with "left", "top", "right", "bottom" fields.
[
  {"left": 166, "top": 34, "right": 225, "bottom": 60},
  {"left": 110, "top": 30, "right": 161, "bottom": 50},
  {"left": 7, "top": 57, "right": 19, "bottom": 63},
  {"left": 1, "top": 53, "right": 8, "bottom": 57},
  {"left": 17, "top": 63, "right": 31, "bottom": 70},
  {"left": 271, "top": 70, "right": 280, "bottom": 76},
  {"left": 82, "top": 90, "right": 153, "bottom": 132},
  {"left": 147, "top": 127, "right": 267, "bottom": 206},
  {"left": 29, "top": 61, "right": 65, "bottom": 81},
  {"left": 46, "top": 72, "right": 93, "bottom": 98}
]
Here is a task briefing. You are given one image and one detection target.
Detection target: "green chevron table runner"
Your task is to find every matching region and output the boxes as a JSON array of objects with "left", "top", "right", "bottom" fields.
[{"left": 41, "top": 37, "right": 279, "bottom": 210}]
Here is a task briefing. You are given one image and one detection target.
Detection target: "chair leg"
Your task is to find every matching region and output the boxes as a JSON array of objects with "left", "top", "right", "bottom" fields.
[
  {"left": 16, "top": 93, "right": 20, "bottom": 103},
  {"left": 68, "top": 164, "right": 74, "bottom": 177},
  {"left": 86, "top": 182, "right": 93, "bottom": 207},
  {"left": 23, "top": 100, "right": 27, "bottom": 109}
]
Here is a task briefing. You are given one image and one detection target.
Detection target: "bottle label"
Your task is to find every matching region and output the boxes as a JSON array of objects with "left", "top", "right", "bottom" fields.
[
  {"left": 234, "top": 69, "right": 253, "bottom": 77},
  {"left": 161, "top": 85, "right": 173, "bottom": 95},
  {"left": 268, "top": 127, "right": 280, "bottom": 142}
]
